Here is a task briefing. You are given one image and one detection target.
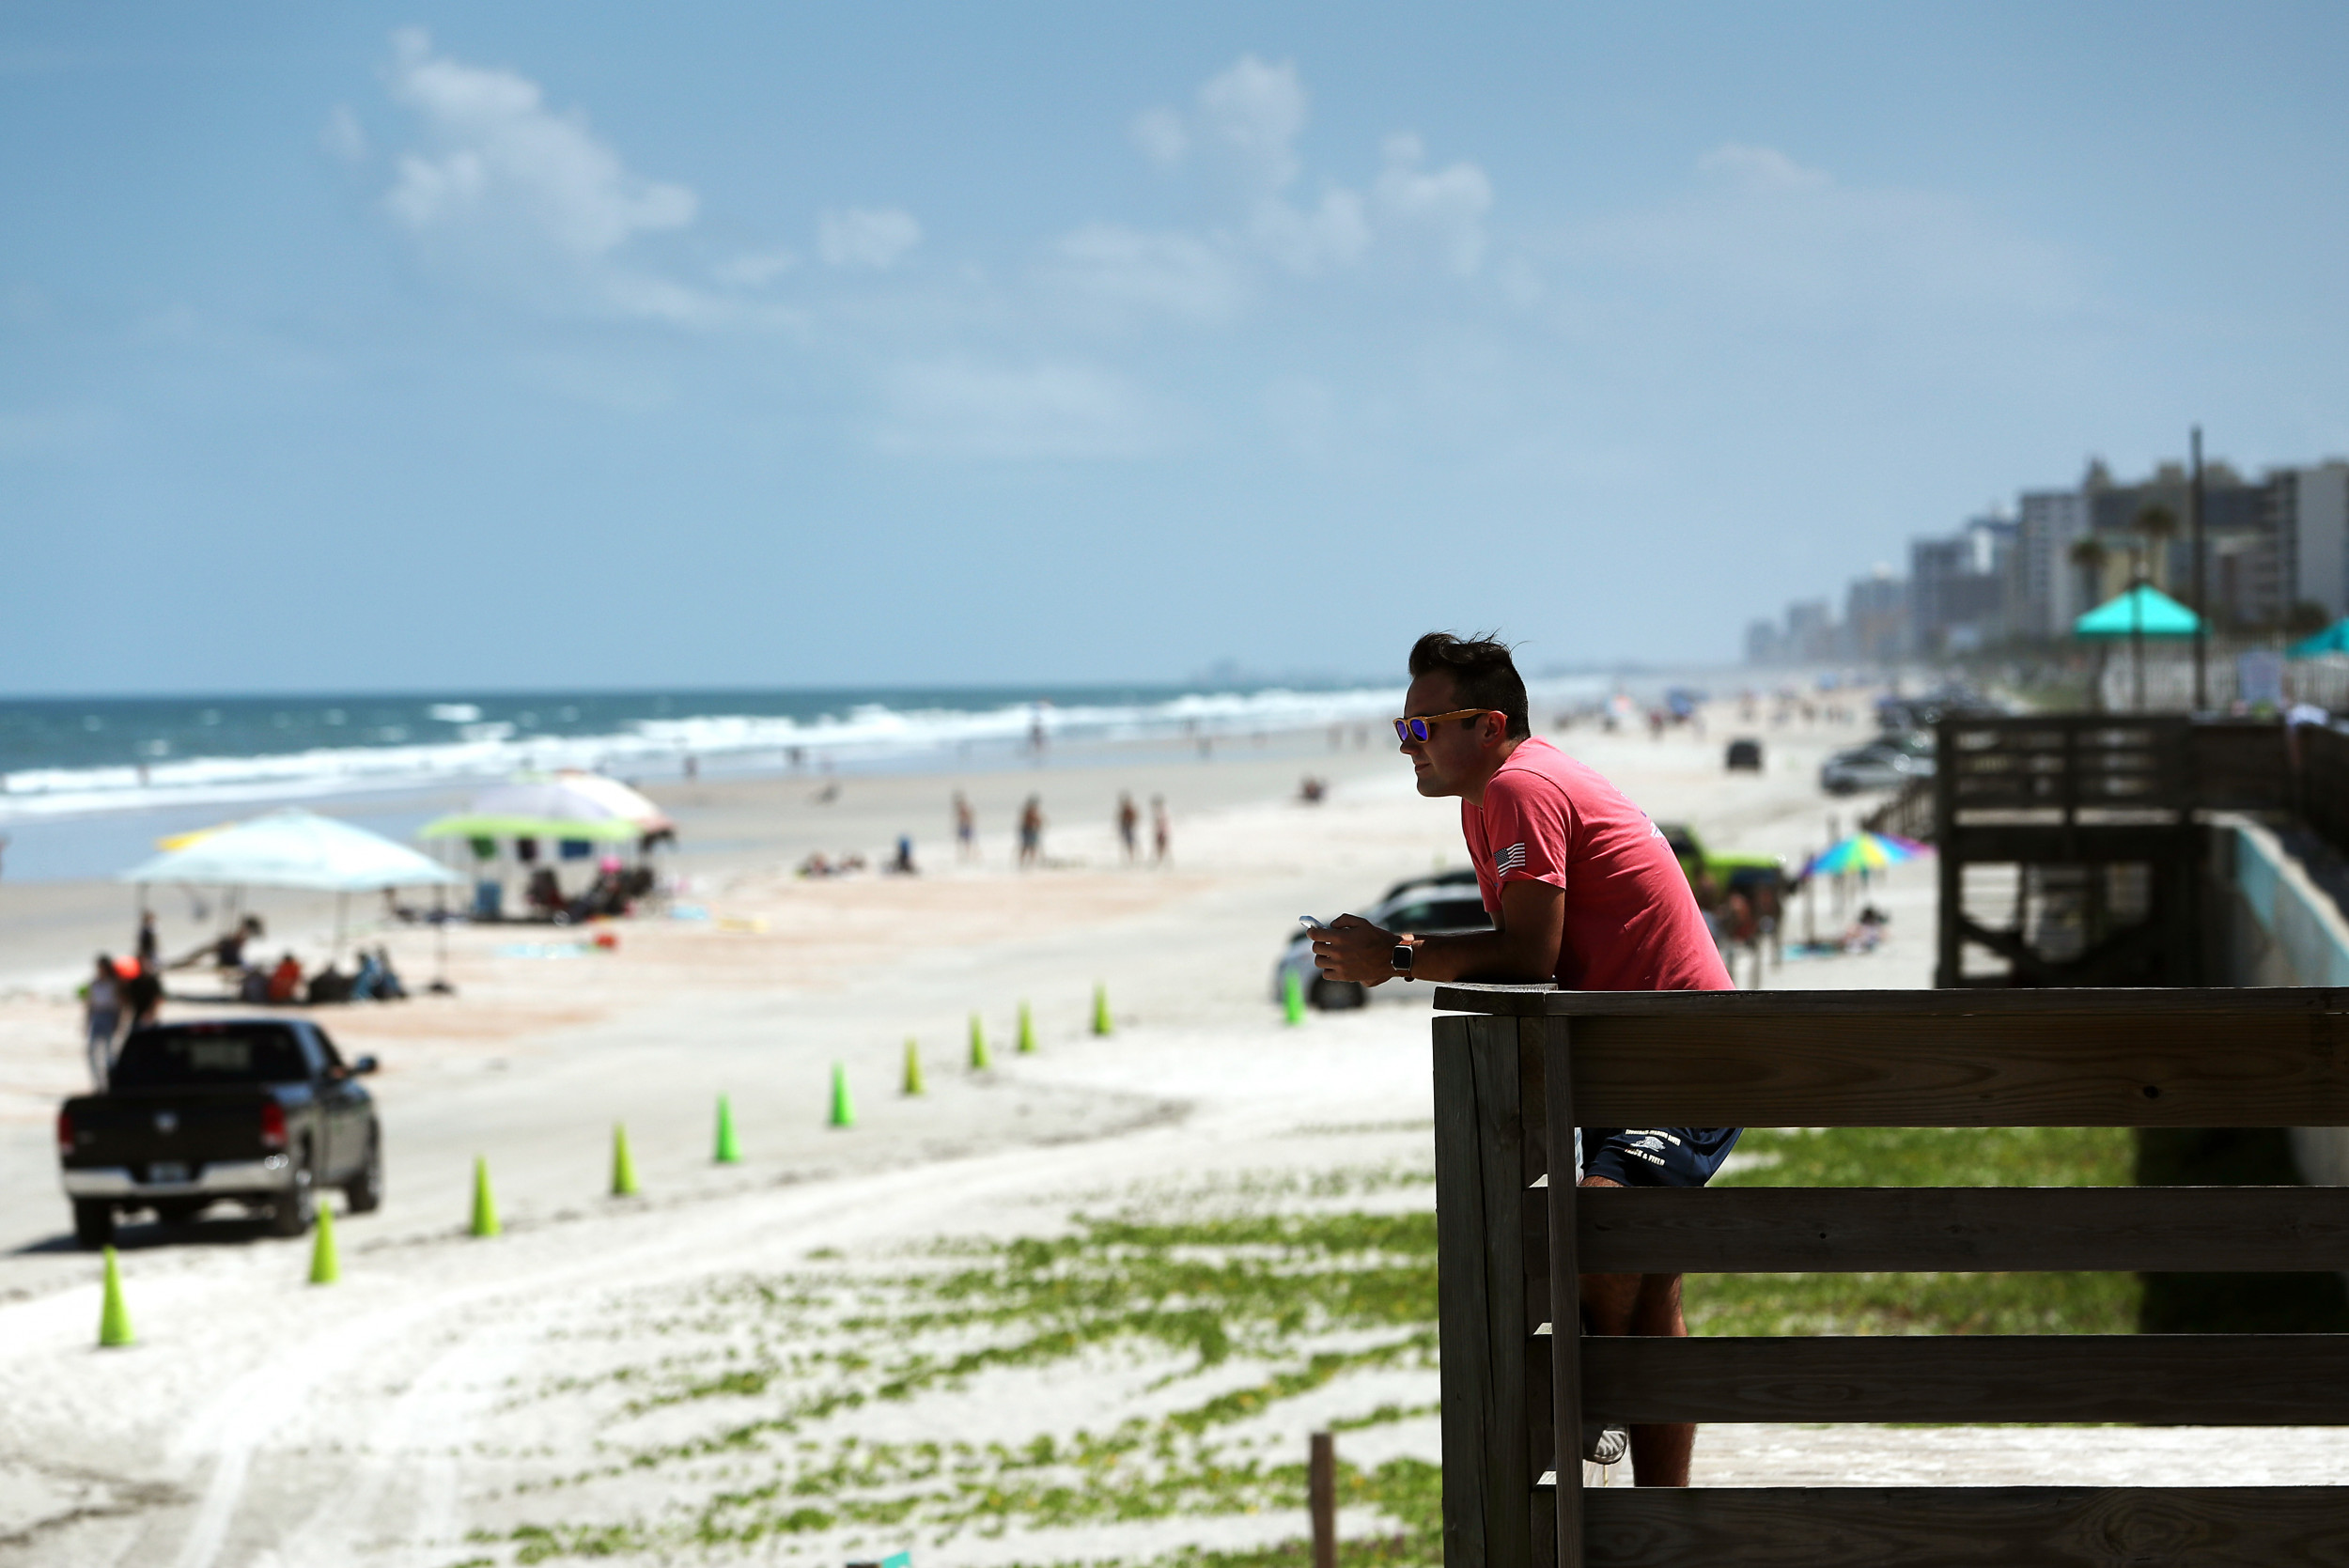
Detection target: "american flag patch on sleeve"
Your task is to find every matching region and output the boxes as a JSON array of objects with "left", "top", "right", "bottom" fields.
[{"left": 1493, "top": 842, "right": 1528, "bottom": 874}]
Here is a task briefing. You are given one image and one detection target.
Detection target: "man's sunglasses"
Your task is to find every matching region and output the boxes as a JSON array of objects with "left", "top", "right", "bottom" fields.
[{"left": 1393, "top": 708, "right": 1490, "bottom": 742}]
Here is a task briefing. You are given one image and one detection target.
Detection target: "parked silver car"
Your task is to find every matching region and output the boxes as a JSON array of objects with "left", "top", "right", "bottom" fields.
[
  {"left": 1820, "top": 732, "right": 1936, "bottom": 795},
  {"left": 1273, "top": 870, "right": 1494, "bottom": 1010}
]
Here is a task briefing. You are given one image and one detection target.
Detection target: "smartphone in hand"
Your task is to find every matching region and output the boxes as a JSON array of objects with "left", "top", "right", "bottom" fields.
[{"left": 1299, "top": 915, "right": 1328, "bottom": 932}]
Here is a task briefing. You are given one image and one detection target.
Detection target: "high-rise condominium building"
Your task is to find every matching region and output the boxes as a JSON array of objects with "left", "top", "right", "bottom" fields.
[
  {"left": 2276, "top": 461, "right": 2349, "bottom": 623},
  {"left": 2015, "top": 489, "right": 2090, "bottom": 638}
]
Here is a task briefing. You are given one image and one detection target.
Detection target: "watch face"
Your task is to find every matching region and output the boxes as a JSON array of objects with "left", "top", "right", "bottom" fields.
[{"left": 1392, "top": 944, "right": 1412, "bottom": 972}]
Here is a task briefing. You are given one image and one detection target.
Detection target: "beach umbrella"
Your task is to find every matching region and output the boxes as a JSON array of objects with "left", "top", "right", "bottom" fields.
[
  {"left": 2075, "top": 584, "right": 2201, "bottom": 713},
  {"left": 418, "top": 771, "right": 671, "bottom": 844},
  {"left": 155, "top": 822, "right": 235, "bottom": 851},
  {"left": 2289, "top": 618, "right": 2349, "bottom": 659},
  {"left": 1802, "top": 831, "right": 1928, "bottom": 879},
  {"left": 2072, "top": 584, "right": 2201, "bottom": 639},
  {"left": 123, "top": 808, "right": 461, "bottom": 893}
]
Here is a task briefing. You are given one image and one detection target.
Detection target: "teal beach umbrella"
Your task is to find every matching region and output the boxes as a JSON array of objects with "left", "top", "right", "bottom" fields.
[{"left": 2073, "top": 584, "right": 2201, "bottom": 639}]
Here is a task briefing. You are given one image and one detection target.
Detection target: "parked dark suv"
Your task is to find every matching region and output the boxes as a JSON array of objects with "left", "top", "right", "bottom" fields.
[{"left": 57, "top": 1018, "right": 381, "bottom": 1247}]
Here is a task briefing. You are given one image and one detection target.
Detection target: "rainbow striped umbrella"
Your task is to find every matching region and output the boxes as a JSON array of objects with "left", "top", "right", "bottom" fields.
[{"left": 1803, "top": 831, "right": 1928, "bottom": 878}]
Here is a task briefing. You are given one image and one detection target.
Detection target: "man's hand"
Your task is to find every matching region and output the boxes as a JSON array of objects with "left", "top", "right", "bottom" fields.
[{"left": 1310, "top": 914, "right": 1401, "bottom": 986}]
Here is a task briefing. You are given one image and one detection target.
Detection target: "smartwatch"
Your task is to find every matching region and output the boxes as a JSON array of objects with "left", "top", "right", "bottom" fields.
[{"left": 1392, "top": 941, "right": 1415, "bottom": 980}]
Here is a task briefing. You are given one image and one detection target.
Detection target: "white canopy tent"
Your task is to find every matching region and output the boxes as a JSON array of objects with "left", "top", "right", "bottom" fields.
[
  {"left": 123, "top": 808, "right": 462, "bottom": 976},
  {"left": 123, "top": 808, "right": 463, "bottom": 893}
]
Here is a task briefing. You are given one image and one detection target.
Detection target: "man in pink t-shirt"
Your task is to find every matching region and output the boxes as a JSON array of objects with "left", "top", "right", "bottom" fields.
[{"left": 1311, "top": 632, "right": 1735, "bottom": 1488}]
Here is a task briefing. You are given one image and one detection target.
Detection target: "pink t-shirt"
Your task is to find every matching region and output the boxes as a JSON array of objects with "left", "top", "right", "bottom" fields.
[{"left": 1460, "top": 737, "right": 1733, "bottom": 993}]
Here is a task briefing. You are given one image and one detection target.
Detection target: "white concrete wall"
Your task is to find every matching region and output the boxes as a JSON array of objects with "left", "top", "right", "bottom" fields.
[{"left": 2213, "top": 815, "right": 2349, "bottom": 1189}]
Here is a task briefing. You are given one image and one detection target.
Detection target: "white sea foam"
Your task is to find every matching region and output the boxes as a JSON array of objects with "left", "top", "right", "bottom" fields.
[{"left": 0, "top": 685, "right": 1420, "bottom": 822}]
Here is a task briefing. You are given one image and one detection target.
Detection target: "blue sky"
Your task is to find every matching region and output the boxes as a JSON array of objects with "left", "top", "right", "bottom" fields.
[{"left": 6, "top": 3, "right": 2348, "bottom": 692}]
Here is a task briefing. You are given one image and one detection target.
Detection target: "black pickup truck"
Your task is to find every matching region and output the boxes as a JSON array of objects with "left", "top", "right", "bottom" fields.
[{"left": 57, "top": 1018, "right": 382, "bottom": 1248}]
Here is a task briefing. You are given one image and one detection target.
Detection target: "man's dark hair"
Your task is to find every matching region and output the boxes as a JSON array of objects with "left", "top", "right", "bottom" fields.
[{"left": 1408, "top": 631, "right": 1530, "bottom": 738}]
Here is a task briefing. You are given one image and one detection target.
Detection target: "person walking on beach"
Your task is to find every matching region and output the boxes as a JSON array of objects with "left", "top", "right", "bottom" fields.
[
  {"left": 1017, "top": 796, "right": 1044, "bottom": 869},
  {"left": 1308, "top": 632, "right": 1736, "bottom": 1488},
  {"left": 135, "top": 910, "right": 159, "bottom": 973},
  {"left": 1150, "top": 796, "right": 1170, "bottom": 864},
  {"left": 954, "top": 791, "right": 976, "bottom": 862},
  {"left": 83, "top": 956, "right": 122, "bottom": 1089},
  {"left": 1116, "top": 793, "right": 1140, "bottom": 863}
]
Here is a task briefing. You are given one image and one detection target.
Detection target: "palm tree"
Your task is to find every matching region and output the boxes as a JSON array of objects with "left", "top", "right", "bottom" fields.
[
  {"left": 2068, "top": 536, "right": 2108, "bottom": 604},
  {"left": 2136, "top": 505, "right": 2179, "bottom": 592}
]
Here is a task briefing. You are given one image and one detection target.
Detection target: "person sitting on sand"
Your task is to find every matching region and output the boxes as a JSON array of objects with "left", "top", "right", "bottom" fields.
[
  {"left": 1308, "top": 631, "right": 1736, "bottom": 1488},
  {"left": 267, "top": 952, "right": 304, "bottom": 1004},
  {"left": 373, "top": 946, "right": 407, "bottom": 1000}
]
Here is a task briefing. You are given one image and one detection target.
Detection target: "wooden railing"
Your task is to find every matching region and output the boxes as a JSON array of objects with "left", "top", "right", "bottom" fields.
[
  {"left": 1857, "top": 773, "right": 1933, "bottom": 843},
  {"left": 2299, "top": 722, "right": 2349, "bottom": 863},
  {"left": 1433, "top": 984, "right": 2349, "bottom": 1567}
]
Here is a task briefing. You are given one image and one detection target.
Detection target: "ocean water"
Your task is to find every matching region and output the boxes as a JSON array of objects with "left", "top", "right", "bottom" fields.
[{"left": 0, "top": 683, "right": 1426, "bottom": 823}]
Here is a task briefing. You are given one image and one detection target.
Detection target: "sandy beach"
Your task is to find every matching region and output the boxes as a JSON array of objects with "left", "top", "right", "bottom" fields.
[{"left": 0, "top": 705, "right": 2144, "bottom": 1568}]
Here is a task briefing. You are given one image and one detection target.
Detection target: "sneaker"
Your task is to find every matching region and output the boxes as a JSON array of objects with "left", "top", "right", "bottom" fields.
[{"left": 1582, "top": 1424, "right": 1629, "bottom": 1467}]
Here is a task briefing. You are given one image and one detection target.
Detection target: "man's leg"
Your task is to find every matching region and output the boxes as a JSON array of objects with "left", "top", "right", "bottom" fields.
[{"left": 1579, "top": 1175, "right": 1694, "bottom": 1487}]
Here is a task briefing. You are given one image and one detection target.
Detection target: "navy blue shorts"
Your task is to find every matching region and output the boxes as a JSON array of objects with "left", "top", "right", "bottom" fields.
[{"left": 1579, "top": 1126, "right": 1741, "bottom": 1188}]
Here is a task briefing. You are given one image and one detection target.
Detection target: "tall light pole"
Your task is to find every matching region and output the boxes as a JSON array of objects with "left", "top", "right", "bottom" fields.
[{"left": 2191, "top": 426, "right": 2208, "bottom": 710}]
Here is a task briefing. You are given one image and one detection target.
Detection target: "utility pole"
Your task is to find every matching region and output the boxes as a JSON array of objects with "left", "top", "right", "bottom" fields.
[{"left": 2191, "top": 426, "right": 2208, "bottom": 710}]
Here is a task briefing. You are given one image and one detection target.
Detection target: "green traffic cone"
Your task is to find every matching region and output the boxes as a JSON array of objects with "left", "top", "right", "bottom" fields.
[
  {"left": 612, "top": 1123, "right": 640, "bottom": 1197},
  {"left": 714, "top": 1094, "right": 741, "bottom": 1164},
  {"left": 903, "top": 1037, "right": 925, "bottom": 1095},
  {"left": 969, "top": 1013, "right": 990, "bottom": 1071},
  {"left": 1018, "top": 1001, "right": 1036, "bottom": 1054},
  {"left": 98, "top": 1247, "right": 133, "bottom": 1348},
  {"left": 308, "top": 1202, "right": 340, "bottom": 1284},
  {"left": 1092, "top": 983, "right": 1112, "bottom": 1036},
  {"left": 1283, "top": 969, "right": 1306, "bottom": 1025},
  {"left": 829, "top": 1063, "right": 856, "bottom": 1128},
  {"left": 470, "top": 1156, "right": 501, "bottom": 1237}
]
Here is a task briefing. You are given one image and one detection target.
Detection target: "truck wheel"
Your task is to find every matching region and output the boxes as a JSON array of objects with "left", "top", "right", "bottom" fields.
[
  {"left": 270, "top": 1161, "right": 317, "bottom": 1237},
  {"left": 344, "top": 1127, "right": 382, "bottom": 1214},
  {"left": 71, "top": 1201, "right": 114, "bottom": 1250}
]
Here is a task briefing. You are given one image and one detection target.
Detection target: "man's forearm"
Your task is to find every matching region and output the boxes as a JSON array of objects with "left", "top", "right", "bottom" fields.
[{"left": 1404, "top": 928, "right": 1552, "bottom": 985}]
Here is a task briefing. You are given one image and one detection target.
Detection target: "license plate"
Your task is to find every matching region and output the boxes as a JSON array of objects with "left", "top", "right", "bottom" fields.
[{"left": 148, "top": 1163, "right": 190, "bottom": 1185}]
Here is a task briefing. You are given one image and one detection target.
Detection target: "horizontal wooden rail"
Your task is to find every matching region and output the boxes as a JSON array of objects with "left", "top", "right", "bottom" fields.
[
  {"left": 1584, "top": 1486, "right": 2349, "bottom": 1567},
  {"left": 1578, "top": 1185, "right": 2349, "bottom": 1274},
  {"left": 1583, "top": 1334, "right": 2349, "bottom": 1426},
  {"left": 1432, "top": 991, "right": 2349, "bottom": 1126}
]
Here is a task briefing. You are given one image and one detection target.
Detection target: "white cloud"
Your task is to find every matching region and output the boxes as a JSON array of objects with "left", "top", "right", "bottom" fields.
[
  {"left": 1195, "top": 55, "right": 1308, "bottom": 196},
  {"left": 1373, "top": 134, "right": 1492, "bottom": 276},
  {"left": 1106, "top": 57, "right": 1493, "bottom": 294},
  {"left": 1131, "top": 107, "right": 1188, "bottom": 168},
  {"left": 380, "top": 29, "right": 708, "bottom": 319},
  {"left": 819, "top": 208, "right": 923, "bottom": 269},
  {"left": 320, "top": 104, "right": 369, "bottom": 164},
  {"left": 1045, "top": 224, "right": 1248, "bottom": 324},
  {"left": 713, "top": 249, "right": 797, "bottom": 287},
  {"left": 875, "top": 361, "right": 1175, "bottom": 459},
  {"left": 1250, "top": 188, "right": 1371, "bottom": 275},
  {"left": 386, "top": 30, "right": 694, "bottom": 254},
  {"left": 1697, "top": 144, "right": 1832, "bottom": 194},
  {"left": 1583, "top": 144, "right": 2088, "bottom": 327}
]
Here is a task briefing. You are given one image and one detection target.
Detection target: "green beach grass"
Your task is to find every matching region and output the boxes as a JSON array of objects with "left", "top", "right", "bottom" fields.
[{"left": 467, "top": 1126, "right": 2136, "bottom": 1567}]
